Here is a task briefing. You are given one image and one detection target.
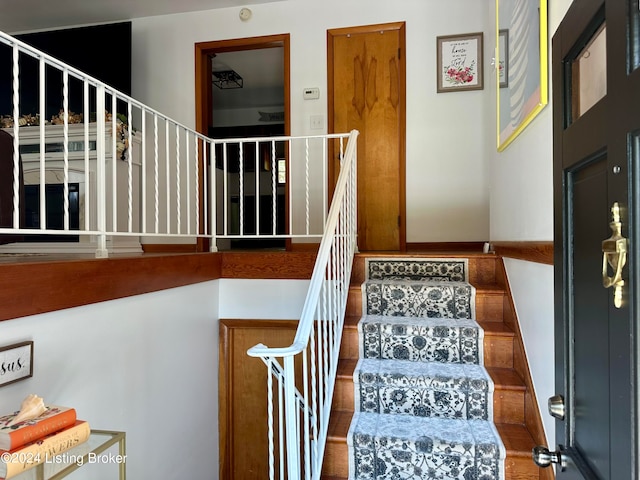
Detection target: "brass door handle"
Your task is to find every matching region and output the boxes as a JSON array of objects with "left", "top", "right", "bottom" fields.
[{"left": 602, "top": 202, "right": 627, "bottom": 308}]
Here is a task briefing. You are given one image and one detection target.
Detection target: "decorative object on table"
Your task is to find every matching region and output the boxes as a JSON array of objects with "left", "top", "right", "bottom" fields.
[
  {"left": 5, "top": 395, "right": 46, "bottom": 427},
  {"left": 0, "top": 342, "right": 33, "bottom": 388},
  {"left": 0, "top": 401, "right": 77, "bottom": 450},
  {"left": 0, "top": 420, "right": 90, "bottom": 479},
  {"left": 436, "top": 32, "right": 484, "bottom": 93}
]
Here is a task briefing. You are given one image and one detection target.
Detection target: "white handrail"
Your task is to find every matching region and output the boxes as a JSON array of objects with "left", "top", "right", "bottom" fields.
[{"left": 248, "top": 129, "right": 359, "bottom": 480}]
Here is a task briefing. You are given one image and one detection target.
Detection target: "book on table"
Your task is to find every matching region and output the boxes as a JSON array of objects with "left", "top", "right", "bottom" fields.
[
  {"left": 0, "top": 406, "right": 77, "bottom": 451},
  {"left": 0, "top": 420, "right": 90, "bottom": 479}
]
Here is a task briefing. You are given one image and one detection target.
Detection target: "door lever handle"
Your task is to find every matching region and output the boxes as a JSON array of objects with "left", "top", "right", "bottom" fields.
[{"left": 602, "top": 202, "right": 627, "bottom": 308}]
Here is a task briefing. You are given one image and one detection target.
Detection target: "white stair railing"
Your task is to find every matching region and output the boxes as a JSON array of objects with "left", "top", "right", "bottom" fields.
[
  {"left": 0, "top": 30, "right": 349, "bottom": 255},
  {"left": 248, "top": 129, "right": 359, "bottom": 480}
]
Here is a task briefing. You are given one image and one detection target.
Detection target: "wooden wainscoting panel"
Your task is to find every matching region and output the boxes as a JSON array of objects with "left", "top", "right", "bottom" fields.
[
  {"left": 406, "top": 242, "right": 485, "bottom": 252},
  {"left": 0, "top": 252, "right": 221, "bottom": 322},
  {"left": 221, "top": 251, "right": 316, "bottom": 279},
  {"left": 219, "top": 319, "right": 299, "bottom": 480}
]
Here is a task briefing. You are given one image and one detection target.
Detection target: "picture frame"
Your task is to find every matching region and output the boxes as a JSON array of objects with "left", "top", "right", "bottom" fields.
[
  {"left": 498, "top": 29, "right": 509, "bottom": 88},
  {"left": 0, "top": 341, "right": 33, "bottom": 388},
  {"left": 497, "top": 0, "right": 548, "bottom": 151},
  {"left": 436, "top": 32, "right": 484, "bottom": 93}
]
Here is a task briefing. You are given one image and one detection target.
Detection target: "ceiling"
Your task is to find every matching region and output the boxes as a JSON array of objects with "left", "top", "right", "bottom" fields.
[
  {"left": 0, "top": 0, "right": 283, "bottom": 33},
  {"left": 212, "top": 48, "right": 285, "bottom": 109},
  {"left": 0, "top": 0, "right": 286, "bottom": 121}
]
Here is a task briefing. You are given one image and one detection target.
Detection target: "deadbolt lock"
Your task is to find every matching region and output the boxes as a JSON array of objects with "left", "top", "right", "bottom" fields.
[{"left": 548, "top": 394, "right": 565, "bottom": 420}]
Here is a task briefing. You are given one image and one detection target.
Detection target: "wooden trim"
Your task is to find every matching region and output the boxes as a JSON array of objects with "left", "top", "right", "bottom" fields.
[
  {"left": 221, "top": 251, "right": 316, "bottom": 279},
  {"left": 495, "top": 258, "right": 553, "bottom": 460},
  {"left": 142, "top": 243, "right": 199, "bottom": 253},
  {"left": 397, "top": 23, "right": 407, "bottom": 251},
  {"left": 0, "top": 253, "right": 222, "bottom": 322},
  {"left": 0, "top": 250, "right": 317, "bottom": 322},
  {"left": 194, "top": 34, "right": 291, "bottom": 253},
  {"left": 288, "top": 242, "right": 320, "bottom": 252},
  {"left": 492, "top": 241, "right": 554, "bottom": 265},
  {"left": 407, "top": 242, "right": 485, "bottom": 252}
]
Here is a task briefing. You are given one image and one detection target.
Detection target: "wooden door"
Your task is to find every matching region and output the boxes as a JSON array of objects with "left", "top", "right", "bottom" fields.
[
  {"left": 328, "top": 23, "right": 406, "bottom": 251},
  {"left": 550, "top": 0, "right": 640, "bottom": 477},
  {"left": 219, "top": 319, "right": 298, "bottom": 480}
]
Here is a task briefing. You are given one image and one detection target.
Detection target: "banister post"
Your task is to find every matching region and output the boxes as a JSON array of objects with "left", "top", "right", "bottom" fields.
[
  {"left": 283, "top": 356, "right": 300, "bottom": 480},
  {"left": 95, "top": 85, "right": 108, "bottom": 258}
]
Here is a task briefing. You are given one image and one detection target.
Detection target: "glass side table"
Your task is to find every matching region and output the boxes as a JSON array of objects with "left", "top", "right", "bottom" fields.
[{"left": 15, "top": 430, "right": 126, "bottom": 480}]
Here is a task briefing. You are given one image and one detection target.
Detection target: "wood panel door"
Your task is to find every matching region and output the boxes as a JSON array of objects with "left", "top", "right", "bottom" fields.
[
  {"left": 328, "top": 23, "right": 406, "bottom": 251},
  {"left": 218, "top": 319, "right": 297, "bottom": 480},
  {"left": 548, "top": 0, "right": 640, "bottom": 477}
]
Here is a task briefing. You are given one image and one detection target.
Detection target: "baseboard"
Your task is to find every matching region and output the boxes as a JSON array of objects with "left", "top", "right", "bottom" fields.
[
  {"left": 491, "top": 241, "right": 553, "bottom": 265},
  {"left": 142, "top": 243, "right": 200, "bottom": 253},
  {"left": 406, "top": 242, "right": 485, "bottom": 252},
  {"left": 289, "top": 242, "right": 320, "bottom": 252}
]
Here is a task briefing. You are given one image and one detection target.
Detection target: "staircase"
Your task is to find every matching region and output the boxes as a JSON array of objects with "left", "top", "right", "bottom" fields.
[{"left": 322, "top": 253, "right": 548, "bottom": 480}]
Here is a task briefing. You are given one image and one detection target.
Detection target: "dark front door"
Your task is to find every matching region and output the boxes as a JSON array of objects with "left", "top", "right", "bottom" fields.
[{"left": 551, "top": 0, "right": 640, "bottom": 478}]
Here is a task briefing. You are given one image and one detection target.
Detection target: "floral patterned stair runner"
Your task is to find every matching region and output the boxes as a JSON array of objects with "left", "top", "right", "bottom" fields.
[{"left": 347, "top": 259, "right": 505, "bottom": 480}]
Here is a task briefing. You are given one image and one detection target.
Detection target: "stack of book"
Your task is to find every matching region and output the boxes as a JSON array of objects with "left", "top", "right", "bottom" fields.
[{"left": 0, "top": 405, "right": 90, "bottom": 479}]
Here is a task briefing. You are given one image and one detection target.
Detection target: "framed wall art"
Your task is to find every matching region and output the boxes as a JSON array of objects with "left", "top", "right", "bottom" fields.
[
  {"left": 436, "top": 32, "right": 484, "bottom": 93},
  {"left": 498, "top": 29, "right": 509, "bottom": 88},
  {"left": 0, "top": 341, "right": 33, "bottom": 388},
  {"left": 496, "top": 0, "right": 548, "bottom": 151}
]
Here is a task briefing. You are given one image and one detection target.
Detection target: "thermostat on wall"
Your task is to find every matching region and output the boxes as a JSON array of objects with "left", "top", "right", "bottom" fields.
[{"left": 303, "top": 88, "right": 320, "bottom": 100}]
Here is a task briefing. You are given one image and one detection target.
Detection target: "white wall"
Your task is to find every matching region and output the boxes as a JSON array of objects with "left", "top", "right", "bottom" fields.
[
  {"left": 131, "top": 0, "right": 493, "bottom": 243},
  {"left": 487, "top": 0, "right": 574, "bottom": 448},
  {"left": 0, "top": 282, "right": 220, "bottom": 480},
  {"left": 0, "top": 279, "right": 309, "bottom": 479},
  {"left": 219, "top": 279, "right": 309, "bottom": 319}
]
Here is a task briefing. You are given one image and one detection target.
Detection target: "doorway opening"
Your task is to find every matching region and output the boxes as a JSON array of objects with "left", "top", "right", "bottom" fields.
[{"left": 195, "top": 35, "right": 290, "bottom": 251}]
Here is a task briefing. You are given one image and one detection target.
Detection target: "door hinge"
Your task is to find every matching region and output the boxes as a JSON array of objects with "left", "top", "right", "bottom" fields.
[
  {"left": 398, "top": 48, "right": 401, "bottom": 59},
  {"left": 398, "top": 215, "right": 401, "bottom": 227}
]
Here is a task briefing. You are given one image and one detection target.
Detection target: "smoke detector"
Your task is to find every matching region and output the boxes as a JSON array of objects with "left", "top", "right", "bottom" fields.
[{"left": 239, "top": 8, "right": 252, "bottom": 21}]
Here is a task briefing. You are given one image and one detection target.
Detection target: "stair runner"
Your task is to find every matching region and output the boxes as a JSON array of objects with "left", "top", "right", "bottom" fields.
[{"left": 347, "top": 258, "right": 506, "bottom": 480}]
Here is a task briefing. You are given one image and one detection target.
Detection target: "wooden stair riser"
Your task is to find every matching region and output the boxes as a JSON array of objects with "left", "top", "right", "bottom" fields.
[
  {"left": 494, "top": 387, "right": 525, "bottom": 424},
  {"left": 333, "top": 375, "right": 355, "bottom": 411},
  {"left": 484, "top": 333, "right": 515, "bottom": 368},
  {"left": 323, "top": 439, "right": 349, "bottom": 478},
  {"left": 504, "top": 456, "right": 540, "bottom": 480}
]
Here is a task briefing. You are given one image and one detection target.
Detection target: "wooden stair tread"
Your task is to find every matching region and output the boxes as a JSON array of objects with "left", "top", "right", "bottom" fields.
[
  {"left": 487, "top": 367, "right": 526, "bottom": 391},
  {"left": 337, "top": 358, "right": 358, "bottom": 377},
  {"left": 474, "top": 284, "right": 505, "bottom": 294},
  {"left": 479, "top": 321, "right": 515, "bottom": 336},
  {"left": 495, "top": 423, "right": 537, "bottom": 457},
  {"left": 344, "top": 314, "right": 361, "bottom": 328}
]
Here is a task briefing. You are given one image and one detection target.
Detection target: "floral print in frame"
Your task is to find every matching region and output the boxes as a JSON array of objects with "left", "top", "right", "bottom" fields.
[{"left": 436, "top": 32, "right": 484, "bottom": 93}]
